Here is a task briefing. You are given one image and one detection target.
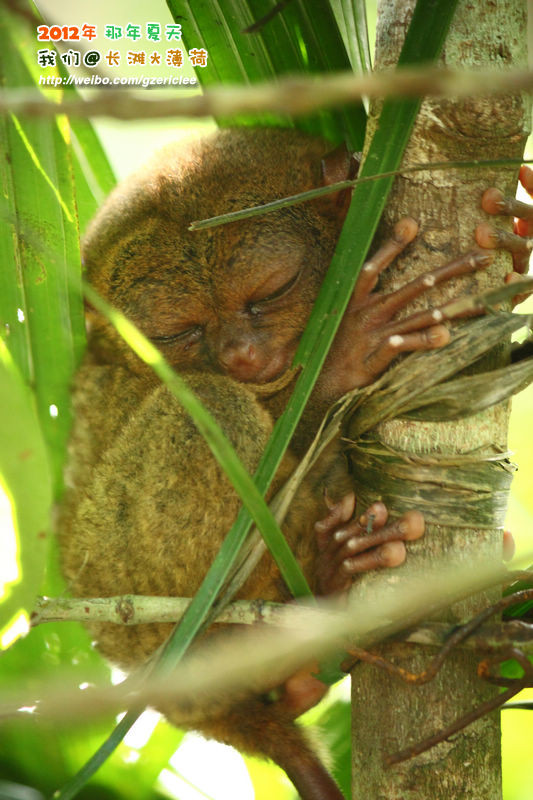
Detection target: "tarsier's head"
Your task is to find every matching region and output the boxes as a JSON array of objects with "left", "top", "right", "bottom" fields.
[{"left": 83, "top": 128, "right": 354, "bottom": 385}]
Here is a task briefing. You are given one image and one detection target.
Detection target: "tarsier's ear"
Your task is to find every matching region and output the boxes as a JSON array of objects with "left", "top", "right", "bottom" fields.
[{"left": 319, "top": 142, "right": 360, "bottom": 220}]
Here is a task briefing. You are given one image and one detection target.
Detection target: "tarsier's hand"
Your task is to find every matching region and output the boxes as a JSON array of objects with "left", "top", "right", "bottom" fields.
[
  {"left": 320, "top": 170, "right": 533, "bottom": 402},
  {"left": 314, "top": 492, "right": 425, "bottom": 595},
  {"left": 319, "top": 218, "right": 492, "bottom": 400}
]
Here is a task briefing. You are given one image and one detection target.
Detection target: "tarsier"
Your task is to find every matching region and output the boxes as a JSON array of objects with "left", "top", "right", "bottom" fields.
[{"left": 58, "top": 128, "right": 531, "bottom": 800}]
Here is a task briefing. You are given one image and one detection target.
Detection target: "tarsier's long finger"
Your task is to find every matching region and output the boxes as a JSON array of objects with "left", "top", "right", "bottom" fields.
[
  {"left": 314, "top": 492, "right": 356, "bottom": 551},
  {"left": 327, "top": 503, "right": 389, "bottom": 563},
  {"left": 383, "top": 279, "right": 504, "bottom": 336},
  {"left": 503, "top": 530, "right": 515, "bottom": 562},
  {"left": 519, "top": 165, "right": 533, "bottom": 196},
  {"left": 514, "top": 166, "right": 533, "bottom": 235},
  {"left": 382, "top": 279, "right": 497, "bottom": 336},
  {"left": 377, "top": 250, "right": 492, "bottom": 319},
  {"left": 476, "top": 222, "right": 532, "bottom": 274},
  {"left": 363, "top": 326, "right": 451, "bottom": 378},
  {"left": 383, "top": 306, "right": 451, "bottom": 337},
  {"left": 315, "top": 499, "right": 387, "bottom": 560},
  {"left": 351, "top": 217, "right": 418, "bottom": 305}
]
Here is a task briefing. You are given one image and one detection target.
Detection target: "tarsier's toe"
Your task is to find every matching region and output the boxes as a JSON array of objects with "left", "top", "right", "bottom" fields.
[
  {"left": 396, "top": 509, "right": 425, "bottom": 540},
  {"left": 393, "top": 216, "right": 419, "bottom": 244},
  {"left": 481, "top": 187, "right": 533, "bottom": 222},
  {"left": 342, "top": 539, "right": 407, "bottom": 573},
  {"left": 475, "top": 221, "right": 500, "bottom": 249},
  {"left": 480, "top": 177, "right": 533, "bottom": 275},
  {"left": 481, "top": 188, "right": 507, "bottom": 216},
  {"left": 476, "top": 222, "right": 533, "bottom": 275},
  {"left": 314, "top": 491, "right": 356, "bottom": 546},
  {"left": 281, "top": 663, "right": 329, "bottom": 716},
  {"left": 476, "top": 222, "right": 532, "bottom": 254},
  {"left": 503, "top": 530, "right": 515, "bottom": 562}
]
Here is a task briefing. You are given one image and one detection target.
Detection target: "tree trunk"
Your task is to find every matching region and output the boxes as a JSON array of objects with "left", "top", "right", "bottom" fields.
[{"left": 349, "top": 1, "right": 529, "bottom": 798}]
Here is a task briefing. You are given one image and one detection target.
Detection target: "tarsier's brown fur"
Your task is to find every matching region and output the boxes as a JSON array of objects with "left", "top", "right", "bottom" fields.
[
  {"left": 59, "top": 129, "right": 360, "bottom": 800},
  {"left": 60, "top": 127, "right": 495, "bottom": 799}
]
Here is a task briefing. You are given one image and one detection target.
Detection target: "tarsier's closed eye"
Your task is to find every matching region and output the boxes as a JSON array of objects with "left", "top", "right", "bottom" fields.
[
  {"left": 151, "top": 325, "right": 203, "bottom": 347},
  {"left": 247, "top": 268, "right": 302, "bottom": 315}
]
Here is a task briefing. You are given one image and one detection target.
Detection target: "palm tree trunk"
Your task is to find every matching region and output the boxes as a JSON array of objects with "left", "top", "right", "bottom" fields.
[{"left": 349, "top": 1, "right": 529, "bottom": 797}]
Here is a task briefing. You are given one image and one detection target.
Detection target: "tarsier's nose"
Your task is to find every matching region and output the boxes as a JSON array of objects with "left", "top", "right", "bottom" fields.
[{"left": 219, "top": 340, "right": 260, "bottom": 381}]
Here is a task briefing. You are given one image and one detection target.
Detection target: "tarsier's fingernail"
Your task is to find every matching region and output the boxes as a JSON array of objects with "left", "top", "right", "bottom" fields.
[
  {"left": 428, "top": 326, "right": 447, "bottom": 342},
  {"left": 346, "top": 538, "right": 358, "bottom": 551},
  {"left": 334, "top": 529, "right": 347, "bottom": 542}
]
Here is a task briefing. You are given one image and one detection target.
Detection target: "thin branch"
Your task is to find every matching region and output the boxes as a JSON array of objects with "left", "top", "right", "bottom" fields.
[
  {"left": 31, "top": 581, "right": 533, "bottom": 631},
  {"left": 1, "top": 563, "right": 529, "bottom": 729},
  {"left": 31, "top": 594, "right": 294, "bottom": 627},
  {"left": 2, "top": 66, "right": 533, "bottom": 122},
  {"left": 385, "top": 682, "right": 527, "bottom": 766},
  {"left": 0, "top": 558, "right": 516, "bottom": 721},
  {"left": 404, "top": 619, "right": 533, "bottom": 653},
  {"left": 342, "top": 588, "right": 533, "bottom": 684},
  {"left": 342, "top": 601, "right": 510, "bottom": 684}
]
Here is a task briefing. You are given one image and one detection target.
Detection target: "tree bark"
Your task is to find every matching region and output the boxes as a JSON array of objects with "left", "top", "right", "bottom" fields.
[{"left": 349, "top": 1, "right": 530, "bottom": 798}]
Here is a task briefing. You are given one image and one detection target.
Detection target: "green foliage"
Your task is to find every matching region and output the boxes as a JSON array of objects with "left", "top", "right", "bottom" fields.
[
  {"left": 312, "top": 697, "right": 351, "bottom": 797},
  {"left": 167, "top": 0, "right": 367, "bottom": 147},
  {"left": 0, "top": 6, "right": 85, "bottom": 495},
  {"left": 1, "top": 0, "right": 532, "bottom": 799},
  {"left": 0, "top": 343, "right": 52, "bottom": 641}
]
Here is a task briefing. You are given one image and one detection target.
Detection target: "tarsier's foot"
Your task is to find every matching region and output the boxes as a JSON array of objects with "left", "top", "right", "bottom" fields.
[
  {"left": 477, "top": 165, "right": 533, "bottom": 275},
  {"left": 478, "top": 191, "right": 533, "bottom": 275},
  {"left": 476, "top": 167, "right": 533, "bottom": 308},
  {"left": 322, "top": 218, "right": 493, "bottom": 396},
  {"left": 314, "top": 492, "right": 425, "bottom": 595},
  {"left": 275, "top": 493, "right": 423, "bottom": 718},
  {"left": 277, "top": 662, "right": 330, "bottom": 716}
]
